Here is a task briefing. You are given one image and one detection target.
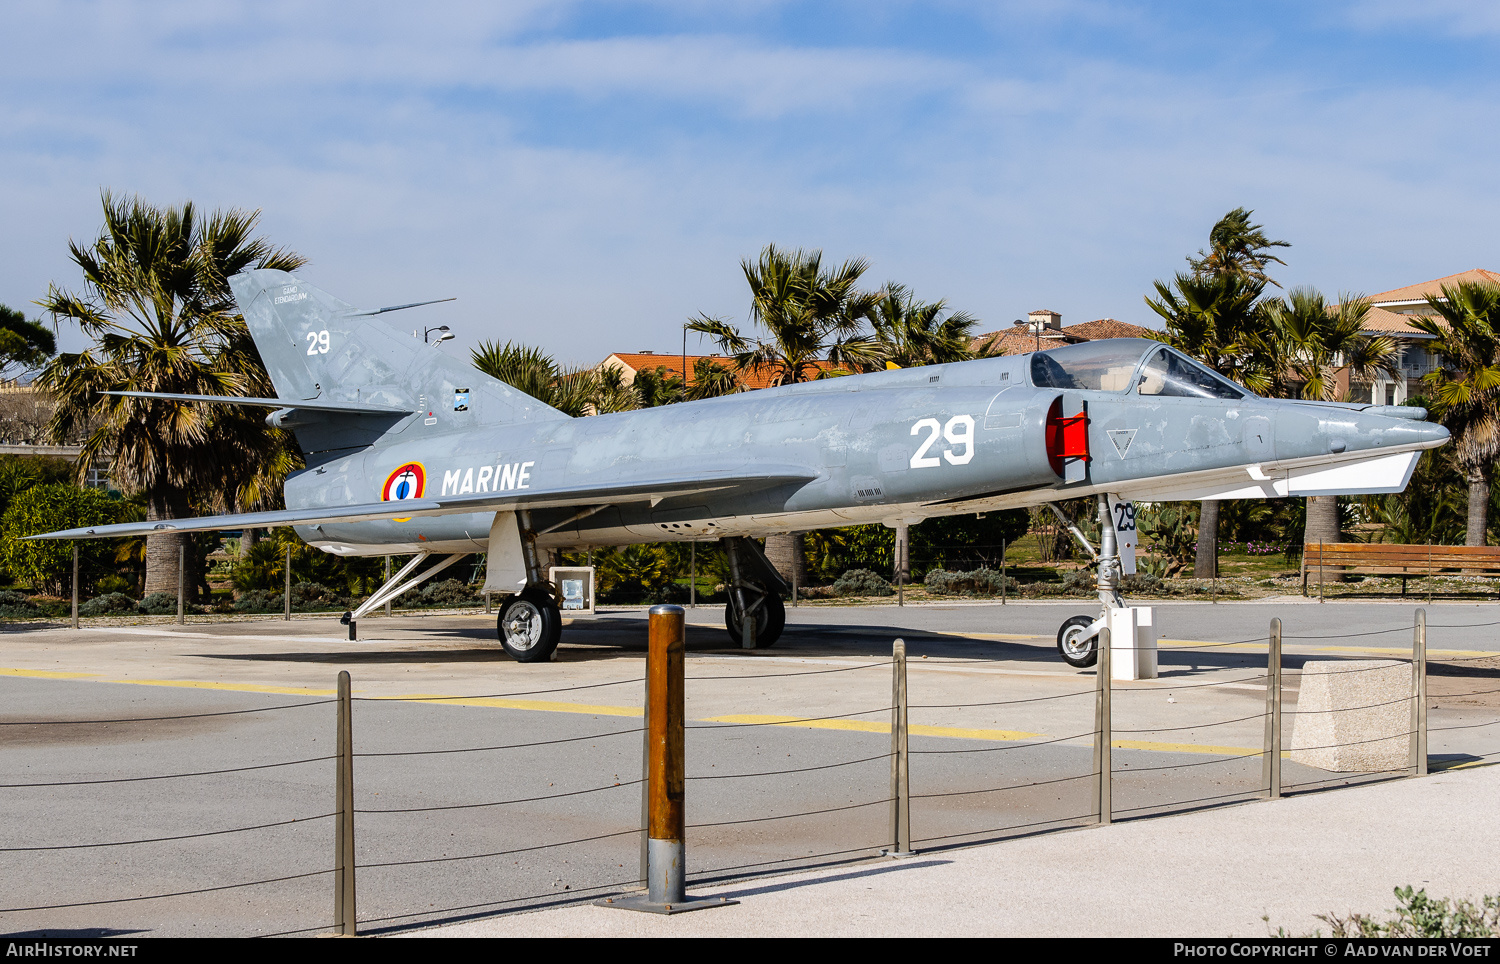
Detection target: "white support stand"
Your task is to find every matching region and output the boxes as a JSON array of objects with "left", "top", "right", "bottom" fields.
[{"left": 1108, "top": 606, "right": 1156, "bottom": 681}]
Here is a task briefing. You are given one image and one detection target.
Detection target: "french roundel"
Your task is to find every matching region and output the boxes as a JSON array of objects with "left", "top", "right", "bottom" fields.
[{"left": 382, "top": 463, "right": 426, "bottom": 502}]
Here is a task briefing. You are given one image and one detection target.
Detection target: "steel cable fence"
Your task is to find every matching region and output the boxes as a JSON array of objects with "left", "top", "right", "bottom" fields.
[
  {"left": 0, "top": 684, "right": 346, "bottom": 935},
  {"left": 3, "top": 607, "right": 1495, "bottom": 935}
]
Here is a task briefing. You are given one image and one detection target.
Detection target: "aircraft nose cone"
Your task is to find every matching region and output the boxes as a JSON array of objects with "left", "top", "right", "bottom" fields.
[
  {"left": 1368, "top": 416, "right": 1449, "bottom": 451},
  {"left": 1274, "top": 406, "right": 1449, "bottom": 461}
]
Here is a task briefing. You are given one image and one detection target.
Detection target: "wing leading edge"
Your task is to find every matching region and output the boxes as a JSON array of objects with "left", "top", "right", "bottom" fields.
[{"left": 28, "top": 468, "right": 819, "bottom": 541}]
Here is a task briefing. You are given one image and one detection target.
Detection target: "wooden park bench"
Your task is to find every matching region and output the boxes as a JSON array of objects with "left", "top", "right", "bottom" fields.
[{"left": 1302, "top": 542, "right": 1500, "bottom": 597}]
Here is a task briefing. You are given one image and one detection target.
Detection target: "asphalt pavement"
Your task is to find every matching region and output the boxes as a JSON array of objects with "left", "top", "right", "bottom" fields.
[{"left": 0, "top": 599, "right": 1494, "bottom": 937}]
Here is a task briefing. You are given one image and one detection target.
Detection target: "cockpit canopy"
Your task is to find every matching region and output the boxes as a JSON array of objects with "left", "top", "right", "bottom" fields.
[{"left": 1029, "top": 338, "right": 1249, "bottom": 400}]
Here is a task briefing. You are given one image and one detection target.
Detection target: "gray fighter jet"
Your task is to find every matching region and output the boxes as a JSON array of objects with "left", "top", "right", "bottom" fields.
[{"left": 35, "top": 270, "right": 1449, "bottom": 664}]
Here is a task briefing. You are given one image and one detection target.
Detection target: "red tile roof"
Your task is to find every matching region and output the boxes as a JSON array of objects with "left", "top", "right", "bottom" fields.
[
  {"left": 1357, "top": 305, "right": 1436, "bottom": 337},
  {"left": 599, "top": 353, "right": 844, "bottom": 390},
  {"left": 1369, "top": 269, "right": 1500, "bottom": 305},
  {"left": 971, "top": 318, "right": 1151, "bottom": 356}
]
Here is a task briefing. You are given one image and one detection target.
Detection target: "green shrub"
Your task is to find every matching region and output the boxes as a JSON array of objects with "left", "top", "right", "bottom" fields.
[
  {"left": 289, "top": 582, "right": 349, "bottom": 611},
  {"left": 80, "top": 592, "right": 137, "bottom": 616},
  {"left": 138, "top": 591, "right": 178, "bottom": 615},
  {"left": 0, "top": 589, "right": 38, "bottom": 619},
  {"left": 96, "top": 575, "right": 133, "bottom": 595},
  {"left": 1316, "top": 887, "right": 1500, "bottom": 938},
  {"left": 832, "top": 568, "right": 894, "bottom": 597},
  {"left": 233, "top": 589, "right": 282, "bottom": 614},
  {"left": 1119, "top": 573, "right": 1161, "bottom": 593},
  {"left": 413, "top": 578, "right": 480, "bottom": 608},
  {"left": 1060, "top": 570, "right": 1095, "bottom": 592},
  {"left": 924, "top": 567, "right": 1018, "bottom": 596}
]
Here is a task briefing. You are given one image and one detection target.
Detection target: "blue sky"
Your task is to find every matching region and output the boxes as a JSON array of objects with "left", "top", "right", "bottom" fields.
[{"left": 2, "top": 1, "right": 1497, "bottom": 365}]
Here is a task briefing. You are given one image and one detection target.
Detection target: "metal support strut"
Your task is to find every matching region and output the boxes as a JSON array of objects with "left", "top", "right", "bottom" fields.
[{"left": 343, "top": 551, "right": 468, "bottom": 640}]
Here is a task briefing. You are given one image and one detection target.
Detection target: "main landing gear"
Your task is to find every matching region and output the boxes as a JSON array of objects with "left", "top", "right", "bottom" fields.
[
  {"left": 498, "top": 585, "right": 562, "bottom": 662},
  {"left": 1048, "top": 496, "right": 1127, "bottom": 669},
  {"left": 721, "top": 535, "right": 788, "bottom": 649}
]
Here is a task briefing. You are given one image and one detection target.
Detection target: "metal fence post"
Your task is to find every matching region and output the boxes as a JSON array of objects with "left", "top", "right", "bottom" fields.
[
  {"left": 1094, "top": 626, "right": 1112, "bottom": 826},
  {"left": 791, "top": 534, "right": 799, "bottom": 608},
  {"left": 384, "top": 555, "right": 392, "bottom": 617},
  {"left": 888, "top": 638, "right": 912, "bottom": 856},
  {"left": 896, "top": 523, "right": 906, "bottom": 607},
  {"left": 689, "top": 541, "right": 696, "bottom": 609},
  {"left": 1000, "top": 540, "right": 1007, "bottom": 606},
  {"left": 284, "top": 546, "right": 292, "bottom": 621},
  {"left": 71, "top": 545, "right": 79, "bottom": 630},
  {"left": 607, "top": 605, "right": 730, "bottom": 914},
  {"left": 1264, "top": 617, "right": 1282, "bottom": 799},
  {"left": 177, "top": 544, "right": 185, "bottom": 625},
  {"left": 1411, "top": 608, "right": 1428, "bottom": 777},
  {"left": 334, "top": 670, "right": 357, "bottom": 936}
]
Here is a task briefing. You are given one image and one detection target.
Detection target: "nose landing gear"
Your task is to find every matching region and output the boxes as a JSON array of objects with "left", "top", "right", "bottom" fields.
[{"left": 1048, "top": 496, "right": 1127, "bottom": 669}]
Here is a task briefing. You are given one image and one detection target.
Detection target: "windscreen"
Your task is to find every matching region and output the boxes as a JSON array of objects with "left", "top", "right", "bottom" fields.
[
  {"left": 1136, "top": 347, "right": 1247, "bottom": 399},
  {"left": 1030, "top": 339, "right": 1155, "bottom": 392}
]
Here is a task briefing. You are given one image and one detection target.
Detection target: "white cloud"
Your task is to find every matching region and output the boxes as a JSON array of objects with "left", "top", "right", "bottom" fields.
[
  {"left": 3, "top": 2, "right": 1500, "bottom": 367},
  {"left": 1344, "top": 0, "right": 1500, "bottom": 39}
]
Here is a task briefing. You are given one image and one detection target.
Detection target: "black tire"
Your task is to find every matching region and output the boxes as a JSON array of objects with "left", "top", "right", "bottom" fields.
[
  {"left": 1056, "top": 614, "right": 1098, "bottom": 668},
  {"left": 724, "top": 593, "right": 785, "bottom": 648},
  {"left": 497, "top": 589, "right": 562, "bottom": 662}
]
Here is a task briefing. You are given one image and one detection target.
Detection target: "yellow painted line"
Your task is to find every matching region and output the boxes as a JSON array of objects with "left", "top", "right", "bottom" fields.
[
  {"left": 911, "top": 723, "right": 1040, "bottom": 741},
  {"left": 119, "top": 678, "right": 333, "bottom": 696},
  {"left": 1158, "top": 639, "right": 1261, "bottom": 649},
  {"left": 1436, "top": 758, "right": 1498, "bottom": 772},
  {"left": 0, "top": 667, "right": 1300, "bottom": 757},
  {"left": 0, "top": 667, "right": 331, "bottom": 696},
  {"left": 0, "top": 668, "right": 99, "bottom": 680},
  {"left": 1310, "top": 645, "right": 1494, "bottom": 658},
  {"left": 1158, "top": 640, "right": 1494, "bottom": 658},
  {"left": 702, "top": 713, "right": 1040, "bottom": 742},
  {"left": 1113, "top": 739, "right": 1260, "bottom": 756},
  {"left": 934, "top": 631, "right": 1047, "bottom": 642},
  {"left": 377, "top": 694, "right": 639, "bottom": 717}
]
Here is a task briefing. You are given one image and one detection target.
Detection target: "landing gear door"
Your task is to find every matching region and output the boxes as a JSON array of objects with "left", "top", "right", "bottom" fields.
[
  {"left": 1109, "top": 495, "right": 1137, "bottom": 576},
  {"left": 483, "top": 511, "right": 527, "bottom": 594}
]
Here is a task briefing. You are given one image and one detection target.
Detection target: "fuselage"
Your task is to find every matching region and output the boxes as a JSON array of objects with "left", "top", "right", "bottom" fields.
[{"left": 291, "top": 339, "right": 1448, "bottom": 556}]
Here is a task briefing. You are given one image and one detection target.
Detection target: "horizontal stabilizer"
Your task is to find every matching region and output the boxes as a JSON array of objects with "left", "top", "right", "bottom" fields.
[
  {"left": 28, "top": 468, "right": 820, "bottom": 541},
  {"left": 100, "top": 392, "right": 412, "bottom": 416}
]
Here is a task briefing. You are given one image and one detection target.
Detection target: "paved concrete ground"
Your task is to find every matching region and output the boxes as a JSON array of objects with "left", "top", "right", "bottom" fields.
[
  {"left": 415, "top": 763, "right": 1500, "bottom": 938},
  {"left": 0, "top": 600, "right": 1494, "bottom": 937}
]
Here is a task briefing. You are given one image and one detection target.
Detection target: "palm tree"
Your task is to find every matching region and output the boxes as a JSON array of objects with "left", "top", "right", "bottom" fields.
[
  {"left": 470, "top": 341, "right": 601, "bottom": 417},
  {"left": 870, "top": 283, "right": 979, "bottom": 368},
  {"left": 1409, "top": 281, "right": 1500, "bottom": 545},
  {"left": 1265, "top": 288, "right": 1400, "bottom": 566},
  {"left": 687, "top": 244, "right": 883, "bottom": 386},
  {"left": 38, "top": 193, "right": 305, "bottom": 597},
  {"left": 1145, "top": 270, "right": 1270, "bottom": 576},
  {"left": 689, "top": 244, "right": 883, "bottom": 584},
  {"left": 685, "top": 356, "right": 740, "bottom": 400},
  {"left": 1188, "top": 207, "right": 1291, "bottom": 287}
]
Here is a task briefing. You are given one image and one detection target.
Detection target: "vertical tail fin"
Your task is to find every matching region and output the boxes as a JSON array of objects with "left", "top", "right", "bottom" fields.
[{"left": 229, "top": 269, "right": 565, "bottom": 454}]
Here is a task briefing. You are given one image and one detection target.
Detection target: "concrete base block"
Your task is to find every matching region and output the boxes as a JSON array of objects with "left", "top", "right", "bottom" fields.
[
  {"left": 1289, "top": 660, "right": 1410, "bottom": 772},
  {"left": 1109, "top": 606, "right": 1156, "bottom": 681}
]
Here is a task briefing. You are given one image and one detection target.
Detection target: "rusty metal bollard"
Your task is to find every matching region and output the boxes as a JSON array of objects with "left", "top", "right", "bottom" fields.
[{"left": 602, "top": 605, "right": 734, "bottom": 915}]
